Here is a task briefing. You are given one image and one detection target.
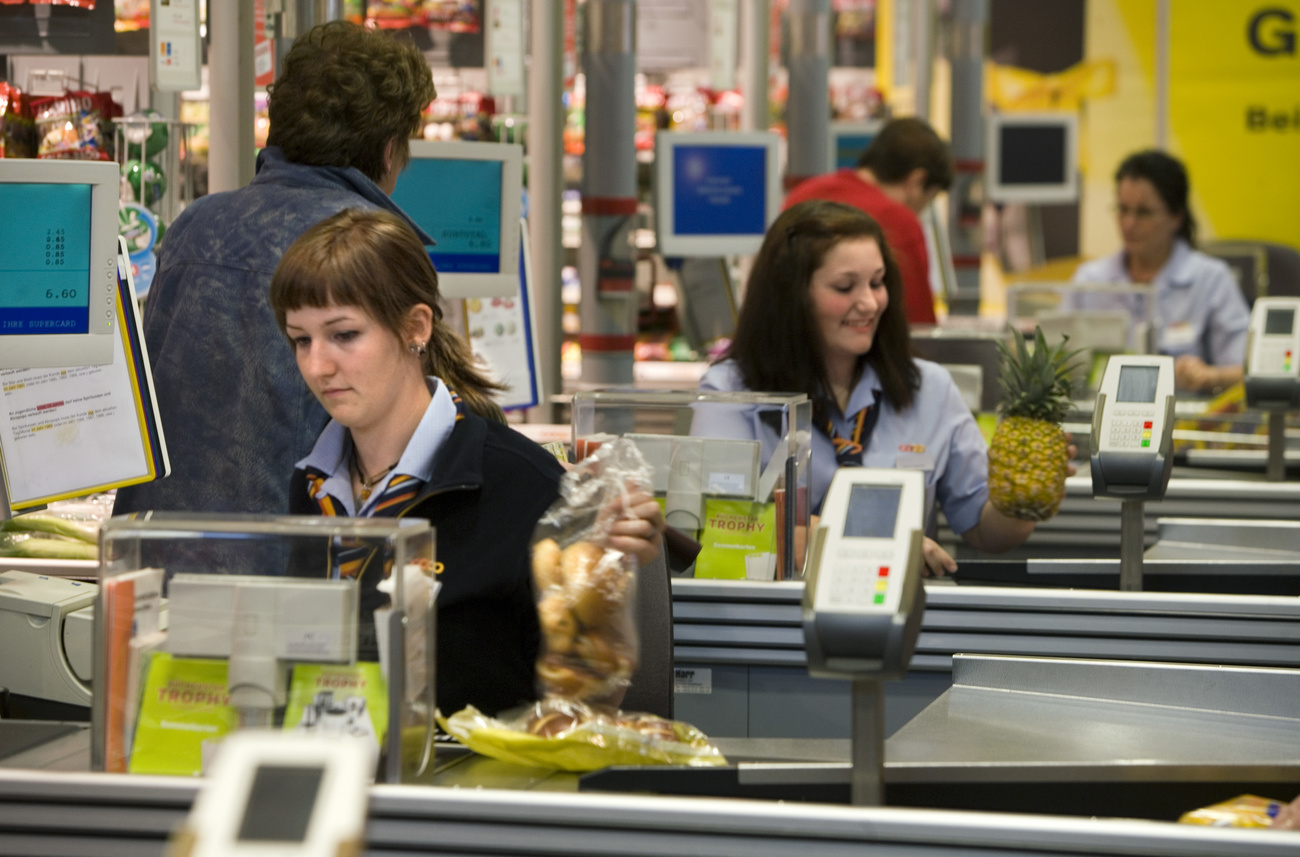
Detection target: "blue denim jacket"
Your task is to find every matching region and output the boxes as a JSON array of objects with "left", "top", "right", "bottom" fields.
[{"left": 114, "top": 147, "right": 434, "bottom": 516}]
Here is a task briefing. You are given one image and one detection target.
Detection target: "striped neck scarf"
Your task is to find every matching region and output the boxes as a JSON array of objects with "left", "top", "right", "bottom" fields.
[
  {"left": 816, "top": 392, "right": 881, "bottom": 468},
  {"left": 304, "top": 390, "right": 468, "bottom": 581}
]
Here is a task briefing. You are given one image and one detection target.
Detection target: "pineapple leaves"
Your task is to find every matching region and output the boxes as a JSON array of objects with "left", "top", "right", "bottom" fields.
[{"left": 995, "top": 326, "right": 1086, "bottom": 424}]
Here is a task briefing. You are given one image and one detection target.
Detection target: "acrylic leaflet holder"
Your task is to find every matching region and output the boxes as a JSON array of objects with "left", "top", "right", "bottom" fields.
[
  {"left": 93, "top": 513, "right": 436, "bottom": 784},
  {"left": 1008, "top": 280, "right": 1157, "bottom": 348},
  {"left": 569, "top": 390, "right": 812, "bottom": 580}
]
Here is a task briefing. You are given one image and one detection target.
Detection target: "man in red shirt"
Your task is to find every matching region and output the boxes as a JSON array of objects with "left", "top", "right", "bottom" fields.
[{"left": 784, "top": 117, "right": 953, "bottom": 325}]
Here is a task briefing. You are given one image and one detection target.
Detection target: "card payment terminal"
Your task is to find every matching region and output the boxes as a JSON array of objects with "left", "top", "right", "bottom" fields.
[
  {"left": 1245, "top": 297, "right": 1300, "bottom": 409},
  {"left": 802, "top": 468, "right": 926, "bottom": 680},
  {"left": 172, "top": 730, "right": 372, "bottom": 857},
  {"left": 1090, "top": 355, "right": 1175, "bottom": 501}
]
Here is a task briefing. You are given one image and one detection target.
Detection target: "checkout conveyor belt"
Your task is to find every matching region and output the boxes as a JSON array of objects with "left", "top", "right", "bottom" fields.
[
  {"left": 11, "top": 654, "right": 1296, "bottom": 823},
  {"left": 940, "top": 473, "right": 1300, "bottom": 557},
  {"left": 957, "top": 516, "right": 1300, "bottom": 593},
  {"left": 671, "top": 578, "right": 1300, "bottom": 674},
  {"left": 581, "top": 655, "right": 1300, "bottom": 820},
  {"left": 669, "top": 575, "right": 1300, "bottom": 741}
]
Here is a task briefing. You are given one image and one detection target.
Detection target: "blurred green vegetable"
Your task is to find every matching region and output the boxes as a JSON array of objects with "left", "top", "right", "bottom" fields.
[
  {"left": 0, "top": 531, "right": 97, "bottom": 560},
  {"left": 0, "top": 513, "right": 98, "bottom": 544}
]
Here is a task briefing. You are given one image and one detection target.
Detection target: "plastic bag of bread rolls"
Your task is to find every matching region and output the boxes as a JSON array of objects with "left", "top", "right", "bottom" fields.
[
  {"left": 437, "top": 698, "right": 727, "bottom": 771},
  {"left": 531, "top": 438, "right": 653, "bottom": 703}
]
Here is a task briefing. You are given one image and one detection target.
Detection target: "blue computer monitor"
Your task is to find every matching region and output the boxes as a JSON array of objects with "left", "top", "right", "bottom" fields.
[
  {"left": 985, "top": 111, "right": 1079, "bottom": 204},
  {"left": 827, "top": 120, "right": 882, "bottom": 171},
  {"left": 0, "top": 158, "right": 119, "bottom": 369},
  {"left": 389, "top": 140, "right": 523, "bottom": 298},
  {"left": 654, "top": 131, "right": 782, "bottom": 258}
]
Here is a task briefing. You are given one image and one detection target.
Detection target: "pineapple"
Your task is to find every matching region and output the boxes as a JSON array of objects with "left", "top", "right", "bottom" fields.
[{"left": 988, "top": 327, "right": 1082, "bottom": 521}]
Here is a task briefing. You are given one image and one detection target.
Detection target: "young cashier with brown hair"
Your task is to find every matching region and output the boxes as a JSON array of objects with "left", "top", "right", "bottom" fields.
[
  {"left": 269, "top": 208, "right": 664, "bottom": 716},
  {"left": 697, "top": 200, "right": 1070, "bottom": 576}
]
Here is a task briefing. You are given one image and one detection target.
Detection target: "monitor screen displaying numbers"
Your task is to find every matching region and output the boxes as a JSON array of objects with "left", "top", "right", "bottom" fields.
[
  {"left": 392, "top": 158, "right": 503, "bottom": 274},
  {"left": 0, "top": 182, "right": 92, "bottom": 334}
]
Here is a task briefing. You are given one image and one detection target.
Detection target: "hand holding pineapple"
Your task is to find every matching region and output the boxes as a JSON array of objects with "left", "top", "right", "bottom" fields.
[{"left": 987, "top": 327, "right": 1084, "bottom": 523}]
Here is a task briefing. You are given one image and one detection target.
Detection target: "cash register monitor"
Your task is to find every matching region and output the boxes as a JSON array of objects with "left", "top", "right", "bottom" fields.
[
  {"left": 828, "top": 120, "right": 882, "bottom": 171},
  {"left": 0, "top": 158, "right": 119, "bottom": 368},
  {"left": 986, "top": 112, "right": 1079, "bottom": 204},
  {"left": 388, "top": 140, "right": 523, "bottom": 298},
  {"left": 654, "top": 131, "right": 782, "bottom": 258}
]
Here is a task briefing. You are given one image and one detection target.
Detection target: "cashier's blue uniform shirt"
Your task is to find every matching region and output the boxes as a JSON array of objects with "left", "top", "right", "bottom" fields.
[
  {"left": 698, "top": 358, "right": 989, "bottom": 532},
  {"left": 1071, "top": 239, "right": 1249, "bottom": 367}
]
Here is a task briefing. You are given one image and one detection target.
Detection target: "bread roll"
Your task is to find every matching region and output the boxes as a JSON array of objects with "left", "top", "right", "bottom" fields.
[
  {"left": 538, "top": 542, "right": 635, "bottom": 700},
  {"left": 527, "top": 710, "right": 579, "bottom": 737},
  {"left": 536, "top": 655, "right": 591, "bottom": 697},
  {"left": 570, "top": 549, "right": 630, "bottom": 628},
  {"left": 559, "top": 540, "right": 603, "bottom": 588},
  {"left": 537, "top": 593, "right": 577, "bottom": 654},
  {"left": 617, "top": 714, "right": 677, "bottom": 742},
  {"left": 574, "top": 631, "right": 621, "bottom": 678},
  {"left": 531, "top": 538, "right": 564, "bottom": 590}
]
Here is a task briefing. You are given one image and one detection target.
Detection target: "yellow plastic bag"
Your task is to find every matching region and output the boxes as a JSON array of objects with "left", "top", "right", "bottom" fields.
[
  {"left": 1172, "top": 383, "right": 1269, "bottom": 453},
  {"left": 438, "top": 699, "right": 728, "bottom": 772},
  {"left": 1178, "top": 794, "right": 1287, "bottom": 827}
]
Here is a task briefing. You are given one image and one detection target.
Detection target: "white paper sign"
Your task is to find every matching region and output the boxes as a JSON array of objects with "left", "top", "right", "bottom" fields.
[
  {"left": 466, "top": 295, "right": 536, "bottom": 410},
  {"left": 462, "top": 219, "right": 541, "bottom": 411},
  {"left": 150, "top": 0, "right": 202, "bottom": 93},
  {"left": 0, "top": 332, "right": 148, "bottom": 506},
  {"left": 486, "top": 0, "right": 526, "bottom": 98},
  {"left": 710, "top": 0, "right": 738, "bottom": 91}
]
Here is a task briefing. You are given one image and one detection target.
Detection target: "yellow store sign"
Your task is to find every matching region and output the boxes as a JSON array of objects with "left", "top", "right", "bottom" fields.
[{"left": 1169, "top": 1, "right": 1300, "bottom": 247}]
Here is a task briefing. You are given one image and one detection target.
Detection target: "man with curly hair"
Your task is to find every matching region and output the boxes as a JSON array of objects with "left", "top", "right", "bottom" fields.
[{"left": 115, "top": 22, "right": 438, "bottom": 516}]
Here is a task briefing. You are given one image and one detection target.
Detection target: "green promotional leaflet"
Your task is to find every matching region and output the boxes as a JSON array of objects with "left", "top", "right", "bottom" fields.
[
  {"left": 130, "top": 657, "right": 389, "bottom": 776},
  {"left": 129, "top": 653, "right": 237, "bottom": 776},
  {"left": 693, "top": 499, "right": 776, "bottom": 579},
  {"left": 283, "top": 662, "right": 388, "bottom": 750}
]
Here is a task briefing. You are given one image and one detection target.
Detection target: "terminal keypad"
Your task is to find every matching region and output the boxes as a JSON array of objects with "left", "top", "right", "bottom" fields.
[
  {"left": 826, "top": 546, "right": 894, "bottom": 608},
  {"left": 1257, "top": 343, "right": 1294, "bottom": 374},
  {"left": 1108, "top": 409, "right": 1154, "bottom": 449}
]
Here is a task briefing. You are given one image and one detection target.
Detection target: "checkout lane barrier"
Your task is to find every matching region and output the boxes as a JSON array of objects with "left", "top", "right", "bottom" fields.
[
  {"left": 670, "top": 579, "right": 1300, "bottom": 741},
  {"left": 1, "top": 767, "right": 1299, "bottom": 856}
]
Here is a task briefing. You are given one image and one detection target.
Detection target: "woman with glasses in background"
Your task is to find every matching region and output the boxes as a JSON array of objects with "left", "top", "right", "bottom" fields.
[{"left": 1072, "top": 150, "right": 1248, "bottom": 394}]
